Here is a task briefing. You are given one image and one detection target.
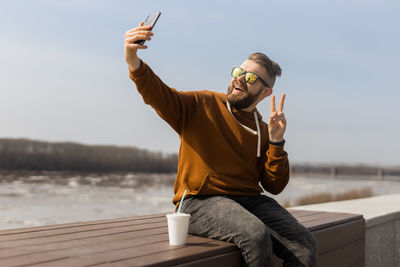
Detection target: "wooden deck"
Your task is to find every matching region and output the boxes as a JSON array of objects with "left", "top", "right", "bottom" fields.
[{"left": 0, "top": 209, "right": 365, "bottom": 267}]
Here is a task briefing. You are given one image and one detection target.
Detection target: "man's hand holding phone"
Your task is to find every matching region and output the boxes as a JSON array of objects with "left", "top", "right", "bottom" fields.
[
  {"left": 124, "top": 23, "right": 153, "bottom": 71},
  {"left": 124, "top": 12, "right": 161, "bottom": 71}
]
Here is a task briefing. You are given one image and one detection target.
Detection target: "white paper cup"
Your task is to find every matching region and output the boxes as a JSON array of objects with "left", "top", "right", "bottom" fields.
[{"left": 166, "top": 213, "right": 191, "bottom": 245}]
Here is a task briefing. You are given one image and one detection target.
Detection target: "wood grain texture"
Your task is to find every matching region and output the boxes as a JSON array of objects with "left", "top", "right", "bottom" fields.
[{"left": 0, "top": 210, "right": 365, "bottom": 267}]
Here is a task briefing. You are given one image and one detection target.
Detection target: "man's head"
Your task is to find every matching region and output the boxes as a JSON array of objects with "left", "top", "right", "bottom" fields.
[{"left": 227, "top": 52, "right": 282, "bottom": 111}]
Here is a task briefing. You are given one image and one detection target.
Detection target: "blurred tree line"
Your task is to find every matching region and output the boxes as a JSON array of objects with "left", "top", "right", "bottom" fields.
[
  {"left": 0, "top": 138, "right": 178, "bottom": 173},
  {"left": 291, "top": 163, "right": 400, "bottom": 177}
]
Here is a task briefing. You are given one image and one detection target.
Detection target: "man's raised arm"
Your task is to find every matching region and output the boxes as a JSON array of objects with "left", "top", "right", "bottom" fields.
[{"left": 123, "top": 23, "right": 198, "bottom": 135}]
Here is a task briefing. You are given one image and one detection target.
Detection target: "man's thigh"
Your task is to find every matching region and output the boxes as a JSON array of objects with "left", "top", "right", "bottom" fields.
[{"left": 181, "top": 195, "right": 269, "bottom": 245}]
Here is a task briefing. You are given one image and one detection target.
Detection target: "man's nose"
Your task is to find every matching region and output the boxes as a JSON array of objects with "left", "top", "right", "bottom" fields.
[{"left": 237, "top": 74, "right": 246, "bottom": 83}]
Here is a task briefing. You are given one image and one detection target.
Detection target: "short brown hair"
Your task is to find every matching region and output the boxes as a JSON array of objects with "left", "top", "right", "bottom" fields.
[{"left": 248, "top": 52, "right": 282, "bottom": 87}]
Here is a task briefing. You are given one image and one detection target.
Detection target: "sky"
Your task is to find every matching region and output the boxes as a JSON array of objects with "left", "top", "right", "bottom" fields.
[{"left": 0, "top": 0, "right": 399, "bottom": 166}]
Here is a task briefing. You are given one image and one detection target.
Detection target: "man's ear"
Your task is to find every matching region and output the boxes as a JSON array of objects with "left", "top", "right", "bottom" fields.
[{"left": 261, "top": 87, "right": 272, "bottom": 98}]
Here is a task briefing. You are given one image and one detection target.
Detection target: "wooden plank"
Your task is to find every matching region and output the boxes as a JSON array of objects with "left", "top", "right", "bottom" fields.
[
  {"left": 0, "top": 210, "right": 358, "bottom": 237},
  {"left": 92, "top": 251, "right": 240, "bottom": 267},
  {"left": 0, "top": 211, "right": 360, "bottom": 241},
  {"left": 313, "top": 218, "right": 365, "bottom": 254},
  {"left": 350, "top": 260, "right": 365, "bottom": 267},
  {"left": 0, "top": 217, "right": 166, "bottom": 242},
  {"left": 287, "top": 209, "right": 312, "bottom": 215},
  {"left": 0, "top": 225, "right": 164, "bottom": 254},
  {"left": 0, "top": 222, "right": 167, "bottom": 249},
  {"left": 293, "top": 210, "right": 331, "bottom": 221},
  {"left": 123, "top": 240, "right": 240, "bottom": 267},
  {"left": 84, "top": 262, "right": 129, "bottom": 267},
  {"left": 0, "top": 230, "right": 169, "bottom": 260},
  {"left": 303, "top": 214, "right": 363, "bottom": 231},
  {"left": 0, "top": 210, "right": 365, "bottom": 267},
  {"left": 317, "top": 239, "right": 364, "bottom": 267},
  {"left": 29, "top": 236, "right": 231, "bottom": 267},
  {"left": 300, "top": 212, "right": 361, "bottom": 225},
  {"left": 0, "top": 213, "right": 166, "bottom": 236},
  {"left": 288, "top": 210, "right": 363, "bottom": 232},
  {"left": 159, "top": 250, "right": 242, "bottom": 267},
  {"left": 294, "top": 210, "right": 358, "bottom": 221},
  {"left": 295, "top": 210, "right": 362, "bottom": 223},
  {"left": 0, "top": 252, "right": 70, "bottom": 267},
  {"left": 87, "top": 262, "right": 133, "bottom": 267}
]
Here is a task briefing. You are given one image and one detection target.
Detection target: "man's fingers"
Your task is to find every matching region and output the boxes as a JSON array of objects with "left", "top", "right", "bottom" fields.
[
  {"left": 271, "top": 95, "right": 276, "bottom": 113},
  {"left": 125, "top": 29, "right": 153, "bottom": 36},
  {"left": 273, "top": 112, "right": 282, "bottom": 119},
  {"left": 126, "top": 43, "right": 148, "bottom": 50},
  {"left": 278, "top": 94, "right": 286, "bottom": 112},
  {"left": 269, "top": 111, "right": 277, "bottom": 124},
  {"left": 123, "top": 23, "right": 153, "bottom": 54},
  {"left": 125, "top": 30, "right": 153, "bottom": 39},
  {"left": 270, "top": 112, "right": 285, "bottom": 122},
  {"left": 125, "top": 25, "right": 152, "bottom": 35},
  {"left": 274, "top": 112, "right": 285, "bottom": 122},
  {"left": 125, "top": 35, "right": 152, "bottom": 44}
]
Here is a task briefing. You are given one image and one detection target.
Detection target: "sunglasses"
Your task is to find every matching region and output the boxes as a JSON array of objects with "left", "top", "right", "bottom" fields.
[{"left": 231, "top": 67, "right": 271, "bottom": 88}]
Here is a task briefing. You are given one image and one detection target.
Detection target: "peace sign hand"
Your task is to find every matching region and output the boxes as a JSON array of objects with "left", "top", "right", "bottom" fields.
[{"left": 268, "top": 94, "right": 287, "bottom": 143}]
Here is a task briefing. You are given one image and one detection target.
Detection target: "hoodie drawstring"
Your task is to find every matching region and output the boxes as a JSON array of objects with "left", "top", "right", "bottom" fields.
[
  {"left": 254, "top": 111, "right": 261, "bottom": 158},
  {"left": 227, "top": 101, "right": 261, "bottom": 158}
]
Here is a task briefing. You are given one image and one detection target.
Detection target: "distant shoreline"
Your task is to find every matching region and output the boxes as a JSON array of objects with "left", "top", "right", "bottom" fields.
[
  {"left": 1, "top": 138, "right": 399, "bottom": 180},
  {"left": 290, "top": 164, "right": 400, "bottom": 180},
  {"left": 0, "top": 170, "right": 176, "bottom": 188},
  {"left": 1, "top": 170, "right": 399, "bottom": 189}
]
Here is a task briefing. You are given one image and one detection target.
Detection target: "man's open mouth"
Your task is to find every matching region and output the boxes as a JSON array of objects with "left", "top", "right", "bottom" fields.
[{"left": 234, "top": 86, "right": 246, "bottom": 92}]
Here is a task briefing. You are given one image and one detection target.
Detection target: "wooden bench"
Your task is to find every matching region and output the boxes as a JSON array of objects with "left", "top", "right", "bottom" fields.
[{"left": 0, "top": 209, "right": 365, "bottom": 267}]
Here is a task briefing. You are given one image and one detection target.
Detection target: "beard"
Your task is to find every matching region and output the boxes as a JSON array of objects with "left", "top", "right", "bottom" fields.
[{"left": 226, "top": 83, "right": 264, "bottom": 110}]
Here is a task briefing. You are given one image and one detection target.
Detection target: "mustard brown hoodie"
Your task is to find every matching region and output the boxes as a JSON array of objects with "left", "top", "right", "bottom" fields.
[{"left": 130, "top": 61, "right": 290, "bottom": 206}]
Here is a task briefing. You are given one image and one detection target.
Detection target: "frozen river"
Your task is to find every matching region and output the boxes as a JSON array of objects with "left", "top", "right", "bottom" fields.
[{"left": 1, "top": 173, "right": 400, "bottom": 230}]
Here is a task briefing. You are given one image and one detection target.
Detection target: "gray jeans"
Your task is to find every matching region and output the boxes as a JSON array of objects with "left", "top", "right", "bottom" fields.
[{"left": 180, "top": 195, "right": 318, "bottom": 267}]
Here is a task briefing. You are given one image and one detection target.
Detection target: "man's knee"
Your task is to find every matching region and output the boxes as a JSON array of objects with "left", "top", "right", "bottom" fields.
[
  {"left": 237, "top": 225, "right": 273, "bottom": 266},
  {"left": 246, "top": 225, "right": 271, "bottom": 247},
  {"left": 236, "top": 223, "right": 272, "bottom": 259}
]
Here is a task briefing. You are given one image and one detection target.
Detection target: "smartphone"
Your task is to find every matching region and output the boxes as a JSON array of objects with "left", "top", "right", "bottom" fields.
[{"left": 135, "top": 11, "right": 161, "bottom": 45}]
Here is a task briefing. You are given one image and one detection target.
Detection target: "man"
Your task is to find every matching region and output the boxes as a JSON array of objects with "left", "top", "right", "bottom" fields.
[{"left": 124, "top": 22, "right": 318, "bottom": 267}]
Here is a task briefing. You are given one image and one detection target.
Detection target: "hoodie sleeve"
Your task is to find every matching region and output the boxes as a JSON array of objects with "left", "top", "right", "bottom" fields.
[
  {"left": 129, "top": 61, "right": 198, "bottom": 135},
  {"left": 260, "top": 144, "right": 290, "bottom": 194}
]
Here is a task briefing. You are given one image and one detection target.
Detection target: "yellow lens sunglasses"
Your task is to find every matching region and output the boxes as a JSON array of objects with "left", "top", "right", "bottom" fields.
[{"left": 231, "top": 67, "right": 271, "bottom": 88}]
